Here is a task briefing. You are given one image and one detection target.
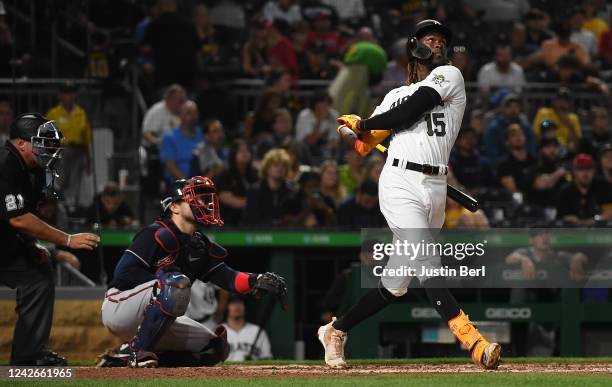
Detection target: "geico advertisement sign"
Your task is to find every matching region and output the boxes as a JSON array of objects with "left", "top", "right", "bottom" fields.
[{"left": 485, "top": 308, "right": 532, "bottom": 319}]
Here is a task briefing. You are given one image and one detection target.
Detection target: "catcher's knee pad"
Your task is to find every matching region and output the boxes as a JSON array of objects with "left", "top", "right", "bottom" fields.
[{"left": 157, "top": 271, "right": 191, "bottom": 317}]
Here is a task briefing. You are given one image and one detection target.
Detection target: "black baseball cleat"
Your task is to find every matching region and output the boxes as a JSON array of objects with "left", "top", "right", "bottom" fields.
[{"left": 11, "top": 350, "right": 68, "bottom": 366}]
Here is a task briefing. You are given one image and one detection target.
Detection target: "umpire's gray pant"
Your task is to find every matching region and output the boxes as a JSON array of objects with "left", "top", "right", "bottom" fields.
[{"left": 0, "top": 259, "right": 55, "bottom": 364}]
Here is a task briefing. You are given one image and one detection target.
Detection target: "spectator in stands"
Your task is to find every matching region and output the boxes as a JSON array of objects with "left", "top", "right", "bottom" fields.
[
  {"left": 265, "top": 69, "right": 293, "bottom": 101},
  {"left": 339, "top": 147, "right": 364, "bottom": 195},
  {"left": 255, "top": 108, "right": 299, "bottom": 160},
  {"left": 243, "top": 89, "right": 283, "bottom": 142},
  {"left": 483, "top": 93, "right": 536, "bottom": 165},
  {"left": 141, "top": 84, "right": 186, "bottom": 147},
  {"left": 295, "top": 91, "right": 339, "bottom": 165},
  {"left": 263, "top": 0, "right": 302, "bottom": 25},
  {"left": 363, "top": 154, "right": 384, "bottom": 184},
  {"left": 242, "top": 19, "right": 271, "bottom": 78},
  {"left": 160, "top": 100, "right": 203, "bottom": 183},
  {"left": 135, "top": 1, "right": 159, "bottom": 43},
  {"left": 280, "top": 141, "right": 309, "bottom": 182},
  {"left": 224, "top": 296, "right": 272, "bottom": 361},
  {"left": 498, "top": 124, "right": 537, "bottom": 194},
  {"left": 322, "top": 0, "right": 365, "bottom": 24},
  {"left": 599, "top": 144, "right": 612, "bottom": 183},
  {"left": 142, "top": 0, "right": 198, "bottom": 88},
  {"left": 581, "top": 0, "right": 609, "bottom": 45},
  {"left": 319, "top": 160, "right": 346, "bottom": 207},
  {"left": 374, "top": 38, "right": 409, "bottom": 96},
  {"left": 599, "top": 15, "right": 612, "bottom": 69},
  {"left": 469, "top": 109, "right": 486, "bottom": 141},
  {"left": 511, "top": 22, "right": 539, "bottom": 59},
  {"left": 444, "top": 196, "right": 490, "bottom": 230},
  {"left": 214, "top": 139, "right": 258, "bottom": 227},
  {"left": 281, "top": 171, "right": 336, "bottom": 228},
  {"left": 193, "top": 4, "right": 220, "bottom": 72},
  {"left": 86, "top": 181, "right": 135, "bottom": 229},
  {"left": 305, "top": 11, "right": 346, "bottom": 57},
  {"left": 449, "top": 42, "right": 476, "bottom": 83},
  {"left": 342, "top": 27, "right": 388, "bottom": 84},
  {"left": 524, "top": 137, "right": 568, "bottom": 208},
  {"left": 0, "top": 99, "right": 12, "bottom": 145},
  {"left": 450, "top": 128, "right": 496, "bottom": 196},
  {"left": 0, "top": 21, "right": 30, "bottom": 78},
  {"left": 525, "top": 20, "right": 589, "bottom": 71},
  {"left": 523, "top": 9, "right": 553, "bottom": 48},
  {"left": 477, "top": 44, "right": 526, "bottom": 95},
  {"left": 579, "top": 107, "right": 611, "bottom": 157},
  {"left": 337, "top": 179, "right": 386, "bottom": 228},
  {"left": 557, "top": 153, "right": 612, "bottom": 226},
  {"left": 546, "top": 54, "right": 609, "bottom": 95},
  {"left": 46, "top": 82, "right": 92, "bottom": 207},
  {"left": 532, "top": 87, "right": 582, "bottom": 152},
  {"left": 208, "top": 0, "right": 246, "bottom": 31},
  {"left": 266, "top": 20, "right": 299, "bottom": 80},
  {"left": 569, "top": 6, "right": 598, "bottom": 61},
  {"left": 244, "top": 148, "right": 294, "bottom": 226},
  {"left": 191, "top": 118, "right": 227, "bottom": 178}
]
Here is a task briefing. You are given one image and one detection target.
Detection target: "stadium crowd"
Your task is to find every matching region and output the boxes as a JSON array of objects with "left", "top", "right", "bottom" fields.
[{"left": 1, "top": 0, "right": 611, "bottom": 230}]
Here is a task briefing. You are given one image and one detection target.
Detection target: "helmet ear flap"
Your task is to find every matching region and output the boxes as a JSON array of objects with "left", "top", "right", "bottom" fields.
[{"left": 407, "top": 37, "right": 432, "bottom": 60}]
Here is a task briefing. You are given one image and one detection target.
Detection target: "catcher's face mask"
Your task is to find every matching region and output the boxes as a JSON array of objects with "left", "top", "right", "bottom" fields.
[
  {"left": 182, "top": 176, "right": 224, "bottom": 226},
  {"left": 31, "top": 120, "right": 64, "bottom": 169}
]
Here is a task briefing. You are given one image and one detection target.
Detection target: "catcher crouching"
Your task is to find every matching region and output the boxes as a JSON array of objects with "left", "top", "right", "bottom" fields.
[{"left": 97, "top": 176, "right": 288, "bottom": 368}]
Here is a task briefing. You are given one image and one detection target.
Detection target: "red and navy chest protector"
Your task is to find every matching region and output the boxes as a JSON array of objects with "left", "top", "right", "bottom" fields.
[{"left": 109, "top": 218, "right": 256, "bottom": 294}]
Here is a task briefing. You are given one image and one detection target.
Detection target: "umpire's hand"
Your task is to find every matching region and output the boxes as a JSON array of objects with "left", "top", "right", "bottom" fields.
[{"left": 67, "top": 233, "right": 100, "bottom": 250}]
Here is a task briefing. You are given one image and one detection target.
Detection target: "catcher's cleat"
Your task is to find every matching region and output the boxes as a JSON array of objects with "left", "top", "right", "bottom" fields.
[
  {"left": 317, "top": 317, "right": 348, "bottom": 369},
  {"left": 448, "top": 310, "right": 501, "bottom": 370},
  {"left": 95, "top": 343, "right": 130, "bottom": 368},
  {"left": 471, "top": 340, "right": 502, "bottom": 370},
  {"left": 128, "top": 350, "right": 159, "bottom": 368}
]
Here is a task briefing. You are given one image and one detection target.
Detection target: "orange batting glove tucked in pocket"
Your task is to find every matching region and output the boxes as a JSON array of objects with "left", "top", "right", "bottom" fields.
[
  {"left": 354, "top": 139, "right": 375, "bottom": 157},
  {"left": 337, "top": 114, "right": 361, "bottom": 131},
  {"left": 359, "top": 129, "right": 390, "bottom": 146}
]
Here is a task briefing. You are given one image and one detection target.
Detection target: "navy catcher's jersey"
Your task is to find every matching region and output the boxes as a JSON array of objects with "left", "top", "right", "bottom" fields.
[{"left": 108, "top": 219, "right": 227, "bottom": 290}]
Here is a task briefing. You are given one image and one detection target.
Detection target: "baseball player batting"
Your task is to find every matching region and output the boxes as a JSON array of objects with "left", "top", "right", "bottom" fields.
[{"left": 320, "top": 20, "right": 501, "bottom": 370}]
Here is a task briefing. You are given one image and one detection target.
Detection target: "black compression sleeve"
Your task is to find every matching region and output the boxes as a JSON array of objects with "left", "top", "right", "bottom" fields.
[{"left": 359, "top": 86, "right": 442, "bottom": 132}]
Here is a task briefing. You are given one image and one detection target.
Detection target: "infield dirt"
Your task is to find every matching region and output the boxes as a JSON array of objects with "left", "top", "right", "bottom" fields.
[{"left": 76, "top": 363, "right": 612, "bottom": 379}]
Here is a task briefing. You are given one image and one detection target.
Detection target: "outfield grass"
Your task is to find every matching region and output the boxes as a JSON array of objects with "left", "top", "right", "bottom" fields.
[{"left": 4, "top": 374, "right": 612, "bottom": 387}]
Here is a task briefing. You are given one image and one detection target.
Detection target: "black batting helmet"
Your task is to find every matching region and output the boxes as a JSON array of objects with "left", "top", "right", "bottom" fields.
[
  {"left": 413, "top": 19, "right": 453, "bottom": 46},
  {"left": 406, "top": 19, "right": 452, "bottom": 68}
]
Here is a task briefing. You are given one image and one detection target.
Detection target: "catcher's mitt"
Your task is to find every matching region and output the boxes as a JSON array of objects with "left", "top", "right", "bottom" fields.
[{"left": 251, "top": 272, "right": 288, "bottom": 310}]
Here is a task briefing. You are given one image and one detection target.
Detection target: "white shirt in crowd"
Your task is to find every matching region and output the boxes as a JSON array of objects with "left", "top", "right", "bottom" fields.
[
  {"left": 295, "top": 108, "right": 339, "bottom": 144},
  {"left": 571, "top": 30, "right": 598, "bottom": 60},
  {"left": 262, "top": 1, "right": 302, "bottom": 25},
  {"left": 322, "top": 0, "right": 365, "bottom": 20},
  {"left": 141, "top": 100, "right": 180, "bottom": 146},
  {"left": 477, "top": 61, "right": 526, "bottom": 92},
  {"left": 224, "top": 322, "right": 272, "bottom": 361}
]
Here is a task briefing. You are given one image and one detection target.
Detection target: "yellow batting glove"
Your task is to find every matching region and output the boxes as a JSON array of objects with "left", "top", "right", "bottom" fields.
[{"left": 337, "top": 114, "right": 361, "bottom": 132}]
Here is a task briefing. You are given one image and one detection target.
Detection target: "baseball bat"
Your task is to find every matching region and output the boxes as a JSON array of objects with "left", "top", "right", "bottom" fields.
[{"left": 374, "top": 144, "right": 479, "bottom": 213}]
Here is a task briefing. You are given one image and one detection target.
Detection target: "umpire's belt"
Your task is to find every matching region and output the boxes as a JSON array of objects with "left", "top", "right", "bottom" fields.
[{"left": 392, "top": 158, "right": 447, "bottom": 176}]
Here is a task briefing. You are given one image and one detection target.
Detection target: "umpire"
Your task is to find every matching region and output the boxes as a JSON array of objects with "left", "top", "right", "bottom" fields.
[{"left": 0, "top": 113, "right": 100, "bottom": 366}]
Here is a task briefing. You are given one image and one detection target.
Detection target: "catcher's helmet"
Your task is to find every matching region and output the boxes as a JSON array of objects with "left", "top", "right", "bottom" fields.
[
  {"left": 10, "top": 113, "right": 64, "bottom": 169},
  {"left": 161, "top": 176, "right": 224, "bottom": 226},
  {"left": 407, "top": 19, "right": 452, "bottom": 62}
]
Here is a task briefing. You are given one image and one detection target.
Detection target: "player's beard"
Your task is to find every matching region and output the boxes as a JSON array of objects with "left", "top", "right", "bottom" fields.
[{"left": 431, "top": 52, "right": 448, "bottom": 66}]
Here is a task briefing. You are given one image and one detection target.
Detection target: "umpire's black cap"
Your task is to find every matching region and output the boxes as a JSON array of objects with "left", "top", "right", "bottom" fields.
[
  {"left": 414, "top": 19, "right": 453, "bottom": 45},
  {"left": 9, "top": 112, "right": 49, "bottom": 141}
]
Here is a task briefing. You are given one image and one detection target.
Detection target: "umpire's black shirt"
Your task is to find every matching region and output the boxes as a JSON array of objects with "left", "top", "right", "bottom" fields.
[{"left": 0, "top": 141, "right": 46, "bottom": 269}]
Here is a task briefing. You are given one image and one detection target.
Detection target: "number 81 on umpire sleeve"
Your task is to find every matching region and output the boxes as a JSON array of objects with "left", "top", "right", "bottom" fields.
[{"left": 424, "top": 113, "right": 446, "bottom": 136}]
